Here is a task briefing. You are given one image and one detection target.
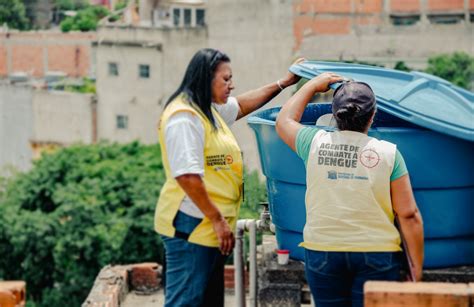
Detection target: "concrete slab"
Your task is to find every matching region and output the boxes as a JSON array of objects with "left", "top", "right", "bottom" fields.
[
  {"left": 122, "top": 289, "right": 314, "bottom": 307},
  {"left": 122, "top": 289, "right": 237, "bottom": 307}
]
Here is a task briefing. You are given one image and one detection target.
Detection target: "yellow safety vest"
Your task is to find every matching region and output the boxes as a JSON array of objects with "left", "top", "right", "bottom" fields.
[
  {"left": 154, "top": 94, "right": 243, "bottom": 247},
  {"left": 302, "top": 130, "right": 402, "bottom": 252}
]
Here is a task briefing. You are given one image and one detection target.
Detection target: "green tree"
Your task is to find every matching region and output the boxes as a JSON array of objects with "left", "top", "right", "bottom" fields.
[
  {"left": 114, "top": 0, "right": 127, "bottom": 11},
  {"left": 0, "top": 142, "right": 267, "bottom": 306},
  {"left": 394, "top": 61, "right": 411, "bottom": 72},
  {"left": 60, "top": 5, "right": 109, "bottom": 32},
  {"left": 426, "top": 52, "right": 474, "bottom": 90},
  {"left": 0, "top": 0, "right": 29, "bottom": 30},
  {"left": 0, "top": 142, "right": 165, "bottom": 306},
  {"left": 54, "top": 0, "right": 89, "bottom": 11}
]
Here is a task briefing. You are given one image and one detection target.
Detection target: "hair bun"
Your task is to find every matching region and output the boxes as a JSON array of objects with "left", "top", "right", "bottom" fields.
[{"left": 335, "top": 103, "right": 360, "bottom": 120}]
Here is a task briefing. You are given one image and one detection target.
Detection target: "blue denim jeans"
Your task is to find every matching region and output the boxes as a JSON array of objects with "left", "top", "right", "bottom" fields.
[
  {"left": 162, "top": 211, "right": 226, "bottom": 307},
  {"left": 305, "top": 249, "right": 401, "bottom": 307}
]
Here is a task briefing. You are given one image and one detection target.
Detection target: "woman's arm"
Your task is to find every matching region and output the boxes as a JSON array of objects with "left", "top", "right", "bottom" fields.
[
  {"left": 391, "top": 174, "right": 424, "bottom": 281},
  {"left": 176, "top": 174, "right": 234, "bottom": 255},
  {"left": 276, "top": 72, "right": 343, "bottom": 151},
  {"left": 165, "top": 113, "right": 233, "bottom": 255},
  {"left": 235, "top": 58, "right": 304, "bottom": 120}
]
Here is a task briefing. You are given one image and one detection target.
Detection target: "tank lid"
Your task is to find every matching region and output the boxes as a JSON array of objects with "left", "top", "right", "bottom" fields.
[{"left": 289, "top": 61, "right": 474, "bottom": 142}]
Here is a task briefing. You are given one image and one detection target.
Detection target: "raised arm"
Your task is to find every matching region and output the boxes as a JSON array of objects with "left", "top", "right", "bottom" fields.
[
  {"left": 391, "top": 174, "right": 424, "bottom": 281},
  {"left": 276, "top": 72, "right": 343, "bottom": 151},
  {"left": 235, "top": 58, "right": 304, "bottom": 120}
]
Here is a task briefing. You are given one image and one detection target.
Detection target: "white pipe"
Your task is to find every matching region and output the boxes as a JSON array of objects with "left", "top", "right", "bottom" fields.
[
  {"left": 249, "top": 220, "right": 257, "bottom": 307},
  {"left": 235, "top": 220, "right": 246, "bottom": 307},
  {"left": 235, "top": 211, "right": 274, "bottom": 307}
]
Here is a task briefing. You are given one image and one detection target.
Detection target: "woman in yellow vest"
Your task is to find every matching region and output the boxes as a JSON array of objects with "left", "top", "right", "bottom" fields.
[
  {"left": 276, "top": 72, "right": 424, "bottom": 307},
  {"left": 155, "top": 48, "right": 301, "bottom": 306}
]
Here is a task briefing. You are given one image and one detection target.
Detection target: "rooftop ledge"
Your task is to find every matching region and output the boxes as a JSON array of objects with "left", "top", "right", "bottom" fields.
[{"left": 82, "top": 262, "right": 162, "bottom": 307}]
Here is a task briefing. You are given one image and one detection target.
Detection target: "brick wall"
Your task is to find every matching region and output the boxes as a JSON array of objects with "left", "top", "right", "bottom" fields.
[
  {"left": 0, "top": 45, "right": 7, "bottom": 76},
  {"left": 83, "top": 263, "right": 162, "bottom": 307},
  {"left": 11, "top": 45, "right": 44, "bottom": 77},
  {"left": 47, "top": 45, "right": 90, "bottom": 77},
  {"left": 0, "top": 281, "right": 26, "bottom": 307},
  {"left": 224, "top": 265, "right": 249, "bottom": 289},
  {"left": 0, "top": 31, "right": 96, "bottom": 78},
  {"left": 428, "top": 0, "right": 464, "bottom": 11},
  {"left": 354, "top": 0, "right": 383, "bottom": 14},
  {"left": 312, "top": 16, "right": 351, "bottom": 34},
  {"left": 292, "top": 0, "right": 471, "bottom": 51},
  {"left": 391, "top": 0, "right": 421, "bottom": 13},
  {"left": 313, "top": 0, "right": 352, "bottom": 14}
]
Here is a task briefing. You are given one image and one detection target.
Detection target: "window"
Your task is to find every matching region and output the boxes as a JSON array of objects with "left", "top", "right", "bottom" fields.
[
  {"left": 428, "top": 14, "right": 464, "bottom": 25},
  {"left": 139, "top": 64, "right": 150, "bottom": 79},
  {"left": 173, "top": 8, "right": 180, "bottom": 26},
  {"left": 390, "top": 15, "right": 420, "bottom": 26},
  {"left": 116, "top": 115, "right": 128, "bottom": 129},
  {"left": 196, "top": 9, "right": 205, "bottom": 26},
  {"left": 108, "top": 62, "right": 118, "bottom": 76},
  {"left": 184, "top": 8, "right": 192, "bottom": 27}
]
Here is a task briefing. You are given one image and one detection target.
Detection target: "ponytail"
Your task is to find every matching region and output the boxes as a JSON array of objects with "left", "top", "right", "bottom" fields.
[{"left": 334, "top": 103, "right": 374, "bottom": 132}]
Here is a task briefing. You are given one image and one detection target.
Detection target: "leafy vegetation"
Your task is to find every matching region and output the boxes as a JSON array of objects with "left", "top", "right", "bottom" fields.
[
  {"left": 0, "top": 142, "right": 266, "bottom": 306},
  {"left": 114, "top": 0, "right": 128, "bottom": 11},
  {"left": 0, "top": 142, "right": 165, "bottom": 306},
  {"left": 426, "top": 52, "right": 474, "bottom": 90},
  {"left": 54, "top": 0, "right": 89, "bottom": 11},
  {"left": 0, "top": 0, "right": 29, "bottom": 30},
  {"left": 393, "top": 61, "right": 411, "bottom": 72},
  {"left": 55, "top": 78, "right": 96, "bottom": 94},
  {"left": 60, "top": 5, "right": 109, "bottom": 32}
]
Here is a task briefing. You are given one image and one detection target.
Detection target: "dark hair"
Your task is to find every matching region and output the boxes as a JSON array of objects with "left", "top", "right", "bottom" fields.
[
  {"left": 334, "top": 104, "right": 375, "bottom": 132},
  {"left": 165, "top": 48, "right": 230, "bottom": 128}
]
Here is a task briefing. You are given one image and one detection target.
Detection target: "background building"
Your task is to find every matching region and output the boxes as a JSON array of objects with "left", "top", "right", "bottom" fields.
[
  {"left": 0, "top": 31, "right": 96, "bottom": 79},
  {"left": 1, "top": 0, "right": 472, "bottom": 172},
  {"left": 94, "top": 0, "right": 474, "bottom": 171},
  {"left": 0, "top": 82, "right": 96, "bottom": 172}
]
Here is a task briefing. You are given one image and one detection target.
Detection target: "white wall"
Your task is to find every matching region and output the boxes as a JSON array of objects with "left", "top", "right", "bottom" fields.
[
  {"left": 207, "top": 0, "right": 296, "bottom": 172},
  {"left": 32, "top": 90, "right": 95, "bottom": 145},
  {"left": 0, "top": 84, "right": 33, "bottom": 172},
  {"left": 95, "top": 26, "right": 207, "bottom": 144}
]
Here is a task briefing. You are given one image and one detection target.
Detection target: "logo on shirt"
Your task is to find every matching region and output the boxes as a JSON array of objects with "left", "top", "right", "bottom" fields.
[
  {"left": 206, "top": 154, "right": 234, "bottom": 166},
  {"left": 225, "top": 155, "right": 233, "bottom": 165},
  {"left": 206, "top": 154, "right": 227, "bottom": 166},
  {"left": 360, "top": 149, "right": 380, "bottom": 168}
]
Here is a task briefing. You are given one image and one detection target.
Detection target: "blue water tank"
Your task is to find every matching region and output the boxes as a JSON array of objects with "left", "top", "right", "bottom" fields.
[{"left": 248, "top": 62, "right": 474, "bottom": 268}]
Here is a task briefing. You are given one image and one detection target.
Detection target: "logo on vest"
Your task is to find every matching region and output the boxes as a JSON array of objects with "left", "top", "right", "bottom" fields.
[
  {"left": 318, "top": 143, "right": 359, "bottom": 168},
  {"left": 206, "top": 154, "right": 234, "bottom": 171},
  {"left": 327, "top": 171, "right": 337, "bottom": 180},
  {"left": 360, "top": 149, "right": 380, "bottom": 168}
]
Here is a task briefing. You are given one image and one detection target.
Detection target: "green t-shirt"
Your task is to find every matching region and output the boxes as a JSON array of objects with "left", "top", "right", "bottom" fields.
[{"left": 295, "top": 127, "right": 408, "bottom": 181}]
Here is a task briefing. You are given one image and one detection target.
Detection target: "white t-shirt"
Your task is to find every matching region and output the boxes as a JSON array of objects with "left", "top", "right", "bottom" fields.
[{"left": 165, "top": 97, "right": 240, "bottom": 218}]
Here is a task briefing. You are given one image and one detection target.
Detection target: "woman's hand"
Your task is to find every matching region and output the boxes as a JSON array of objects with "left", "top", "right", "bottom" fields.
[
  {"left": 211, "top": 216, "right": 235, "bottom": 255},
  {"left": 307, "top": 72, "right": 344, "bottom": 93},
  {"left": 276, "top": 71, "right": 343, "bottom": 152},
  {"left": 175, "top": 174, "right": 235, "bottom": 255},
  {"left": 279, "top": 57, "right": 306, "bottom": 88}
]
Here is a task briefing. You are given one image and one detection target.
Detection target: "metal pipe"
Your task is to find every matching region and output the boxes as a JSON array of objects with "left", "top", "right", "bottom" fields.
[
  {"left": 234, "top": 220, "right": 246, "bottom": 307},
  {"left": 235, "top": 204, "right": 274, "bottom": 307},
  {"left": 249, "top": 220, "right": 257, "bottom": 307}
]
